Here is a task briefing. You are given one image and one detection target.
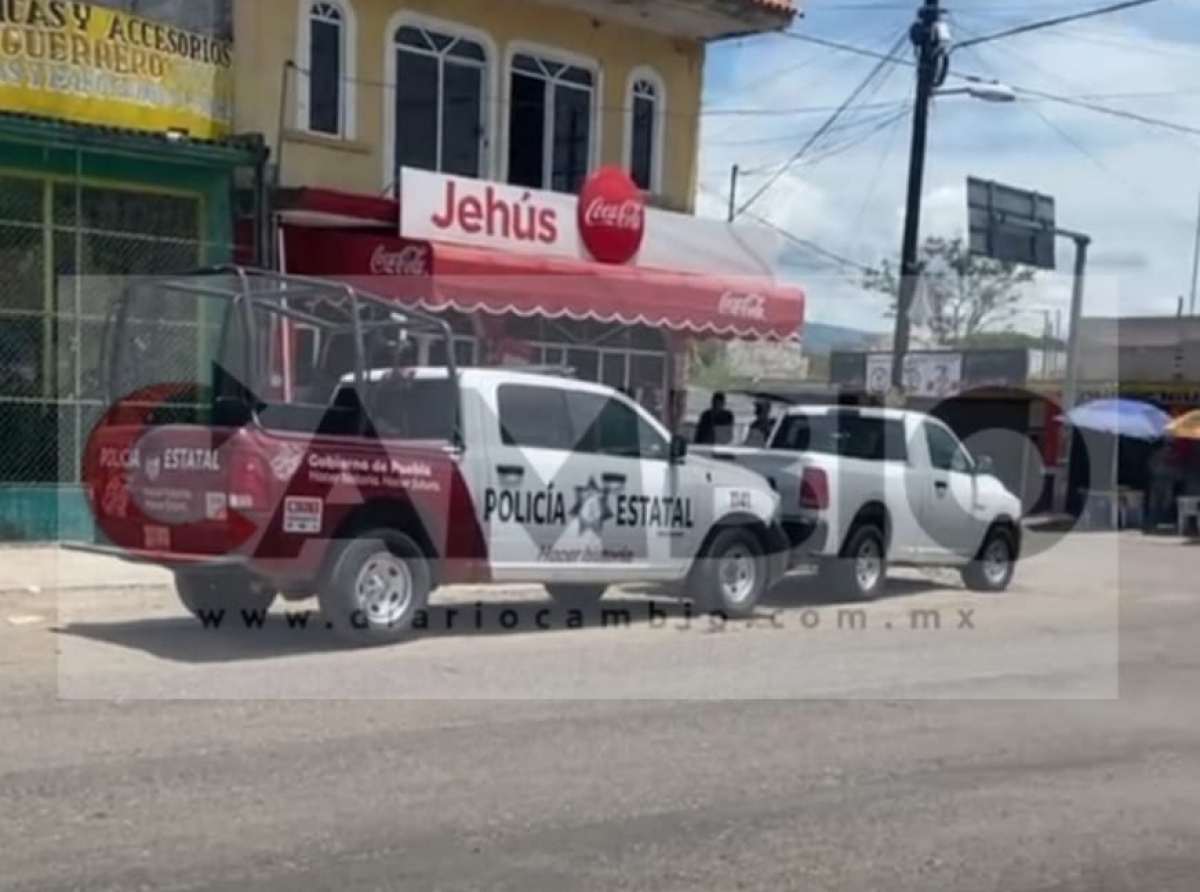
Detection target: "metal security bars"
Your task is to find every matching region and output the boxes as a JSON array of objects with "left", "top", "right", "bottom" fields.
[{"left": 0, "top": 164, "right": 222, "bottom": 489}]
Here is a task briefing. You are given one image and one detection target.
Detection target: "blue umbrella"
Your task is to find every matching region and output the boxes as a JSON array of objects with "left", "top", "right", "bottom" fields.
[{"left": 1062, "top": 398, "right": 1170, "bottom": 441}]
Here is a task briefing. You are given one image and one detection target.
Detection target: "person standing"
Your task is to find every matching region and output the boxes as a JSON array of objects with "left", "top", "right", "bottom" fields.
[
  {"left": 745, "top": 398, "right": 774, "bottom": 447},
  {"left": 694, "top": 392, "right": 734, "bottom": 445},
  {"left": 1144, "top": 438, "right": 1178, "bottom": 533}
]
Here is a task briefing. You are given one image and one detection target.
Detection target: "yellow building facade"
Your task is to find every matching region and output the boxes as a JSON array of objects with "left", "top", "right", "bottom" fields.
[{"left": 234, "top": 0, "right": 793, "bottom": 210}]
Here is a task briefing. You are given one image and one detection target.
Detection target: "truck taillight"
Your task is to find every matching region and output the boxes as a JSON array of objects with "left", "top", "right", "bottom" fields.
[
  {"left": 228, "top": 451, "right": 270, "bottom": 511},
  {"left": 799, "top": 467, "right": 829, "bottom": 511}
]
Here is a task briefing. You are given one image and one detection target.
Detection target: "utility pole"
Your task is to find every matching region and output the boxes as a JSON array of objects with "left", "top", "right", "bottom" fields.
[
  {"left": 890, "top": 0, "right": 949, "bottom": 398},
  {"left": 728, "top": 164, "right": 739, "bottom": 223},
  {"left": 1189, "top": 189, "right": 1200, "bottom": 315},
  {"left": 1059, "top": 234, "right": 1091, "bottom": 427}
]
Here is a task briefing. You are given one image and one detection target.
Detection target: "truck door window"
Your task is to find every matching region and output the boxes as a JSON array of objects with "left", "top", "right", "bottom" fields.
[
  {"left": 498, "top": 384, "right": 574, "bottom": 450},
  {"left": 924, "top": 423, "right": 972, "bottom": 473},
  {"left": 568, "top": 391, "right": 666, "bottom": 460}
]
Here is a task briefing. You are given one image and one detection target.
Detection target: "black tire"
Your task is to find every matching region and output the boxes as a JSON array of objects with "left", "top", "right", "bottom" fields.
[
  {"left": 545, "top": 584, "right": 608, "bottom": 609},
  {"left": 318, "top": 529, "right": 432, "bottom": 644},
  {"left": 175, "top": 569, "right": 276, "bottom": 620},
  {"left": 819, "top": 524, "right": 887, "bottom": 601},
  {"left": 962, "top": 524, "right": 1018, "bottom": 593},
  {"left": 689, "top": 527, "right": 766, "bottom": 619}
]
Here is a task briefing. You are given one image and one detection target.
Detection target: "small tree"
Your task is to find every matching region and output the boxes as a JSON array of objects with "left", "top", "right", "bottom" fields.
[{"left": 863, "top": 236, "right": 1035, "bottom": 347}]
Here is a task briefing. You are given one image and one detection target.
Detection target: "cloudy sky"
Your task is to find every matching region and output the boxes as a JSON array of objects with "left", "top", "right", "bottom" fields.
[{"left": 698, "top": 0, "right": 1200, "bottom": 332}]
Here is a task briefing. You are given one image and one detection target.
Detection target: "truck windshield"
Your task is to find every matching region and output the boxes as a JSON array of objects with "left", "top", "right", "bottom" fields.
[{"left": 772, "top": 412, "right": 908, "bottom": 463}]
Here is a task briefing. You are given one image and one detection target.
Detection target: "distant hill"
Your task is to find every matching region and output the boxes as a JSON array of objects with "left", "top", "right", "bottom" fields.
[{"left": 802, "top": 322, "right": 875, "bottom": 356}]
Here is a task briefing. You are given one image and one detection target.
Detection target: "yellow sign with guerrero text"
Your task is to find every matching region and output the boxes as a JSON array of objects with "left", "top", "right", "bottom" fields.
[{"left": 0, "top": 0, "right": 233, "bottom": 138}]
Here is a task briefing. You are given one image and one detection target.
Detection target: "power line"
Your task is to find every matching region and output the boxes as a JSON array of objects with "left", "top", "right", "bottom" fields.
[
  {"left": 955, "top": 0, "right": 1170, "bottom": 49},
  {"left": 805, "top": 106, "right": 913, "bottom": 165},
  {"left": 776, "top": 30, "right": 1200, "bottom": 139},
  {"left": 960, "top": 39, "right": 1198, "bottom": 229},
  {"left": 702, "top": 90, "right": 1197, "bottom": 122},
  {"left": 702, "top": 99, "right": 908, "bottom": 119},
  {"left": 1011, "top": 86, "right": 1200, "bottom": 138},
  {"left": 709, "top": 22, "right": 905, "bottom": 102},
  {"left": 706, "top": 103, "right": 908, "bottom": 149},
  {"left": 844, "top": 105, "right": 911, "bottom": 255},
  {"left": 949, "top": 5, "right": 1200, "bottom": 63},
  {"left": 698, "top": 184, "right": 871, "bottom": 271},
  {"left": 733, "top": 30, "right": 909, "bottom": 219}
]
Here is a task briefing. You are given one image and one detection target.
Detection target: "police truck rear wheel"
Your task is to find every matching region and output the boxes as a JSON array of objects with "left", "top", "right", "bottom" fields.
[
  {"left": 545, "top": 584, "right": 608, "bottom": 609},
  {"left": 175, "top": 569, "right": 276, "bottom": 620},
  {"left": 691, "top": 528, "right": 765, "bottom": 619},
  {"left": 319, "top": 529, "right": 431, "bottom": 644}
]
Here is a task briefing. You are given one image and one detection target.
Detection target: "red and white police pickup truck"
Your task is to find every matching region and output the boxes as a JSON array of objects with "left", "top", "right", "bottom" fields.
[{"left": 77, "top": 269, "right": 788, "bottom": 643}]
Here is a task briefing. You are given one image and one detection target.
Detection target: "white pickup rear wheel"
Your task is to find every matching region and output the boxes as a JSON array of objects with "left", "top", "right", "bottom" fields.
[{"left": 820, "top": 524, "right": 887, "bottom": 601}]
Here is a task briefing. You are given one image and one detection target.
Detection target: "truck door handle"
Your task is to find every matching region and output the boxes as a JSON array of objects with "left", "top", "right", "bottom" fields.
[
  {"left": 496, "top": 464, "right": 524, "bottom": 478},
  {"left": 602, "top": 473, "right": 626, "bottom": 486},
  {"left": 934, "top": 480, "right": 948, "bottom": 494}
]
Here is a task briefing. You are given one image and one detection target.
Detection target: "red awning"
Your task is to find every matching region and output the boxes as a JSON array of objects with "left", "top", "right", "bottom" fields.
[{"left": 282, "top": 226, "right": 804, "bottom": 341}]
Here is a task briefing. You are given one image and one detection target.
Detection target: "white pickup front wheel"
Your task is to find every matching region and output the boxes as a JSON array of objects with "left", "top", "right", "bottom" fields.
[{"left": 962, "top": 525, "right": 1017, "bottom": 592}]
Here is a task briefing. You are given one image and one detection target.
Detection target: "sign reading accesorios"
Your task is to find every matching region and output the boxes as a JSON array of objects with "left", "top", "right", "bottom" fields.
[{"left": 0, "top": 0, "right": 233, "bottom": 138}]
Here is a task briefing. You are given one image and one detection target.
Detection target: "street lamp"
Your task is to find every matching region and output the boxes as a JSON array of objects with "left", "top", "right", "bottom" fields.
[{"left": 934, "top": 81, "right": 1017, "bottom": 103}]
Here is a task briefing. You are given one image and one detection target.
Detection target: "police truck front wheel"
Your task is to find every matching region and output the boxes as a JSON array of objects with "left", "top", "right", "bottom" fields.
[
  {"left": 690, "top": 527, "right": 766, "bottom": 618},
  {"left": 319, "top": 529, "right": 432, "bottom": 644},
  {"left": 175, "top": 569, "right": 276, "bottom": 620}
]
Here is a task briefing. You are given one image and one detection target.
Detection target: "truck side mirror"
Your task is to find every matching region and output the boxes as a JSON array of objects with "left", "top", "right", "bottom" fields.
[{"left": 669, "top": 434, "right": 688, "bottom": 464}]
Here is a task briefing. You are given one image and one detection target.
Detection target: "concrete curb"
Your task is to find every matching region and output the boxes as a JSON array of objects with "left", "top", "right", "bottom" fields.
[{"left": 0, "top": 582, "right": 170, "bottom": 599}]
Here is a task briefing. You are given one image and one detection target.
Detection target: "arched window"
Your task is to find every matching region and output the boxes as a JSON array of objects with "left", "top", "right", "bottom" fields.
[
  {"left": 392, "top": 21, "right": 489, "bottom": 179},
  {"left": 506, "top": 46, "right": 597, "bottom": 194},
  {"left": 297, "top": 0, "right": 356, "bottom": 137},
  {"left": 626, "top": 69, "right": 664, "bottom": 193}
]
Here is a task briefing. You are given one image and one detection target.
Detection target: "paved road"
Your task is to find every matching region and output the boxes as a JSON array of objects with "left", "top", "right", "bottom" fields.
[{"left": 2, "top": 533, "right": 1198, "bottom": 891}]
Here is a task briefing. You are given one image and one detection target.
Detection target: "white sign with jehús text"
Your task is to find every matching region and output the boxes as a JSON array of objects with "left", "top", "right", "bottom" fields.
[{"left": 397, "top": 167, "right": 781, "bottom": 278}]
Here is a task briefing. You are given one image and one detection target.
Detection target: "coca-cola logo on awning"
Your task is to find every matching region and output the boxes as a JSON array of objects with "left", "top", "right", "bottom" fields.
[
  {"left": 577, "top": 167, "right": 645, "bottom": 264},
  {"left": 718, "top": 292, "right": 767, "bottom": 321},
  {"left": 370, "top": 243, "right": 429, "bottom": 276}
]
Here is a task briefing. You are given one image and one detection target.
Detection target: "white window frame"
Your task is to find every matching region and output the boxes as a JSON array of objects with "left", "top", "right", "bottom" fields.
[
  {"left": 501, "top": 41, "right": 601, "bottom": 192},
  {"left": 294, "top": 0, "right": 358, "bottom": 139},
  {"left": 383, "top": 12, "right": 498, "bottom": 193},
  {"left": 623, "top": 66, "right": 665, "bottom": 194}
]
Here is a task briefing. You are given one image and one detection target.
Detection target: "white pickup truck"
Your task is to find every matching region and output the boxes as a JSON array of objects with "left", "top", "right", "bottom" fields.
[{"left": 693, "top": 405, "right": 1023, "bottom": 599}]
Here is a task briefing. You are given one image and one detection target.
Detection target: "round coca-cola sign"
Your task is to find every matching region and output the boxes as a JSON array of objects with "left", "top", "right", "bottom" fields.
[{"left": 577, "top": 167, "right": 645, "bottom": 264}]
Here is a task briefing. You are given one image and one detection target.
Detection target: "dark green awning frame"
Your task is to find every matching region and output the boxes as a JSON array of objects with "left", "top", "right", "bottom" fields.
[{"left": 0, "top": 112, "right": 267, "bottom": 169}]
